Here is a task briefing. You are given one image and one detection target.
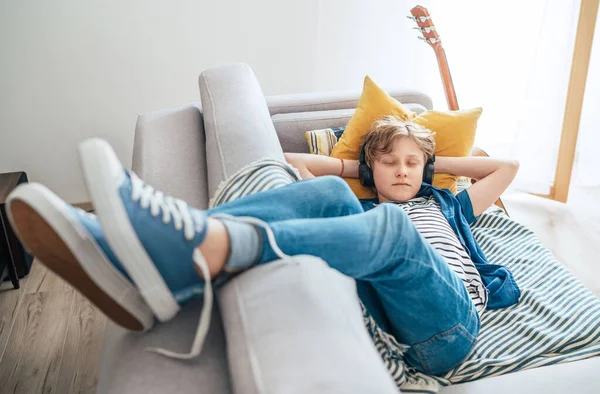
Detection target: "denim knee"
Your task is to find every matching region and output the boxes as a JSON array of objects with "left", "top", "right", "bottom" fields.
[
  {"left": 312, "top": 176, "right": 363, "bottom": 214},
  {"left": 406, "top": 309, "right": 480, "bottom": 375}
]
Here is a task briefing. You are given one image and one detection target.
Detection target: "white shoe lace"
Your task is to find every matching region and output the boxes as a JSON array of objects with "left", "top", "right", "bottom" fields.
[
  {"left": 129, "top": 172, "right": 291, "bottom": 360},
  {"left": 130, "top": 172, "right": 199, "bottom": 241},
  {"left": 146, "top": 248, "right": 214, "bottom": 360}
]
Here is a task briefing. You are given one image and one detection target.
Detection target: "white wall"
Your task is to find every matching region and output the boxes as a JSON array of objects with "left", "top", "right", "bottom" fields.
[
  {"left": 10, "top": 0, "right": 573, "bottom": 202},
  {"left": 0, "top": 0, "right": 331, "bottom": 202}
]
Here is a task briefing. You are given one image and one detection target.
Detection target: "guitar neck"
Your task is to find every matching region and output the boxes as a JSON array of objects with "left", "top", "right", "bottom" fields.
[
  {"left": 434, "top": 46, "right": 460, "bottom": 111},
  {"left": 409, "top": 6, "right": 460, "bottom": 110}
]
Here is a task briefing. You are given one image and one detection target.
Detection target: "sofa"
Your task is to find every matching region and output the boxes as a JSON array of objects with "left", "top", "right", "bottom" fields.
[{"left": 96, "top": 63, "right": 600, "bottom": 393}]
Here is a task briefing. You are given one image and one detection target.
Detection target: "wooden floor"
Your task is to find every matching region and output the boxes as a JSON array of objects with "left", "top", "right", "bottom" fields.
[
  {"left": 0, "top": 184, "right": 597, "bottom": 394},
  {"left": 0, "top": 262, "right": 107, "bottom": 394}
]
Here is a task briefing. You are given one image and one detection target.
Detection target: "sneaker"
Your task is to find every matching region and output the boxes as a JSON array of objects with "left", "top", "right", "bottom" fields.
[
  {"left": 6, "top": 183, "right": 153, "bottom": 331},
  {"left": 78, "top": 138, "right": 291, "bottom": 359},
  {"left": 78, "top": 138, "right": 218, "bottom": 359}
]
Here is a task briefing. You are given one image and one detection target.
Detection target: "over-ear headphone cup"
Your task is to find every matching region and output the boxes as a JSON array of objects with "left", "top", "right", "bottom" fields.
[
  {"left": 359, "top": 163, "right": 375, "bottom": 187},
  {"left": 422, "top": 159, "right": 435, "bottom": 185},
  {"left": 358, "top": 143, "right": 376, "bottom": 187}
]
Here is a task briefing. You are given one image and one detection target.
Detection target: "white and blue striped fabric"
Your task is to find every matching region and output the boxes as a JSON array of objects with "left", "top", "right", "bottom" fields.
[
  {"left": 366, "top": 202, "right": 600, "bottom": 392},
  {"left": 210, "top": 160, "right": 600, "bottom": 393},
  {"left": 209, "top": 158, "right": 302, "bottom": 208},
  {"left": 437, "top": 203, "right": 600, "bottom": 383}
]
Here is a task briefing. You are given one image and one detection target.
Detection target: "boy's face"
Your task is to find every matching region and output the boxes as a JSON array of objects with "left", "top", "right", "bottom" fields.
[{"left": 371, "top": 137, "right": 426, "bottom": 203}]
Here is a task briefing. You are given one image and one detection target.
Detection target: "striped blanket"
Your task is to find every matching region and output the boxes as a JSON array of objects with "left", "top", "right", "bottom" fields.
[
  {"left": 211, "top": 159, "right": 600, "bottom": 393},
  {"left": 209, "top": 158, "right": 302, "bottom": 208},
  {"left": 370, "top": 203, "right": 600, "bottom": 392}
]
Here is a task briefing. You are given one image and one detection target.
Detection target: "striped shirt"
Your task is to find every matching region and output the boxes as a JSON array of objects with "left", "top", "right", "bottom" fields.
[{"left": 395, "top": 196, "right": 488, "bottom": 316}]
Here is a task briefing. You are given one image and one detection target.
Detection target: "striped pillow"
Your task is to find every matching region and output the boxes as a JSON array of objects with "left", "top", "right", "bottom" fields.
[
  {"left": 209, "top": 158, "right": 302, "bottom": 208},
  {"left": 305, "top": 127, "right": 345, "bottom": 156}
]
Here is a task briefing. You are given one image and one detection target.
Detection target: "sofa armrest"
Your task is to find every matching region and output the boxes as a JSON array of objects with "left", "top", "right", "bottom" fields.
[
  {"left": 132, "top": 103, "right": 210, "bottom": 209},
  {"left": 219, "top": 257, "right": 399, "bottom": 394},
  {"left": 199, "top": 63, "right": 287, "bottom": 198},
  {"left": 266, "top": 89, "right": 433, "bottom": 116}
]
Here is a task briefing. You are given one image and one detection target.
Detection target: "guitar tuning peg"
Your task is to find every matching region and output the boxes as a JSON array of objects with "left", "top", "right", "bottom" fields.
[
  {"left": 417, "top": 36, "right": 441, "bottom": 44},
  {"left": 413, "top": 26, "right": 437, "bottom": 34},
  {"left": 407, "top": 15, "right": 431, "bottom": 23}
]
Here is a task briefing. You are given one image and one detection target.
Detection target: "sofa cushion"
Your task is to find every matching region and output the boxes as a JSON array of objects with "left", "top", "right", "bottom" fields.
[
  {"left": 97, "top": 301, "right": 232, "bottom": 394},
  {"left": 440, "top": 355, "right": 600, "bottom": 393},
  {"left": 272, "top": 103, "right": 428, "bottom": 154},
  {"left": 267, "top": 89, "right": 433, "bottom": 116}
]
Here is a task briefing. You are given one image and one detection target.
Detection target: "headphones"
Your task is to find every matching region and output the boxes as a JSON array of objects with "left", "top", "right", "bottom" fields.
[{"left": 358, "top": 143, "right": 435, "bottom": 187}]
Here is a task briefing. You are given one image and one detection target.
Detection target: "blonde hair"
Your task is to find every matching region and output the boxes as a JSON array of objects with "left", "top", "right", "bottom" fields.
[{"left": 362, "top": 116, "right": 436, "bottom": 167}]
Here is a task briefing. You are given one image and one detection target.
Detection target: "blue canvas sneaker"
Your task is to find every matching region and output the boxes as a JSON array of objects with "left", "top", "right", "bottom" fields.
[
  {"left": 6, "top": 183, "right": 153, "bottom": 331},
  {"left": 79, "top": 138, "right": 219, "bottom": 359},
  {"left": 78, "top": 138, "right": 292, "bottom": 359}
]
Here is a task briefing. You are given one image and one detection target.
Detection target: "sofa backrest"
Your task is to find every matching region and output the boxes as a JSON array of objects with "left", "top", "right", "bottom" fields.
[{"left": 265, "top": 90, "right": 433, "bottom": 153}]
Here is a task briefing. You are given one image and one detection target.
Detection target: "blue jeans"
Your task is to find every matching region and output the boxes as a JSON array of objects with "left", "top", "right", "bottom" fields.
[{"left": 208, "top": 176, "right": 480, "bottom": 375}]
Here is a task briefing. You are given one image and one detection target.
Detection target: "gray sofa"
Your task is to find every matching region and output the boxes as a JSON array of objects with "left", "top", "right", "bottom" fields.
[{"left": 96, "top": 63, "right": 600, "bottom": 393}]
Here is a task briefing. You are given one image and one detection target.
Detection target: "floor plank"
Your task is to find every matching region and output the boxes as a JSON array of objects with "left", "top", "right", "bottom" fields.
[
  {"left": 24, "top": 260, "right": 73, "bottom": 295},
  {"left": 0, "top": 288, "right": 75, "bottom": 394},
  {"left": 0, "top": 279, "right": 26, "bottom": 365},
  {"left": 53, "top": 291, "right": 107, "bottom": 394},
  {"left": 0, "top": 260, "right": 107, "bottom": 394}
]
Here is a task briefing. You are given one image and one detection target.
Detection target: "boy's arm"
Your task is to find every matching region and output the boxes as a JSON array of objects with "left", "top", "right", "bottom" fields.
[
  {"left": 284, "top": 153, "right": 360, "bottom": 179},
  {"left": 435, "top": 156, "right": 519, "bottom": 217}
]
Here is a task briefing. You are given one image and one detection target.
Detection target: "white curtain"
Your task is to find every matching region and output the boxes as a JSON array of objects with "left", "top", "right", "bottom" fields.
[
  {"left": 574, "top": 6, "right": 600, "bottom": 187},
  {"left": 413, "top": 0, "right": 581, "bottom": 194},
  {"left": 315, "top": 0, "right": 581, "bottom": 195}
]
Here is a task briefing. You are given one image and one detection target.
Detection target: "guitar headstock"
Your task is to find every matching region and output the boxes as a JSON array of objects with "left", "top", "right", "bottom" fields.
[{"left": 408, "top": 5, "right": 442, "bottom": 49}]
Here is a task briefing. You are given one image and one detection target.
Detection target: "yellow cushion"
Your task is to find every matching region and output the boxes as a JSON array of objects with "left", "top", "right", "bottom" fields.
[
  {"left": 330, "top": 76, "right": 415, "bottom": 199},
  {"left": 330, "top": 75, "right": 482, "bottom": 198},
  {"left": 413, "top": 108, "right": 482, "bottom": 195}
]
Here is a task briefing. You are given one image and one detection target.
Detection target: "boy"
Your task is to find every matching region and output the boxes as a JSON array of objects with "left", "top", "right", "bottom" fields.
[{"left": 7, "top": 116, "right": 519, "bottom": 375}]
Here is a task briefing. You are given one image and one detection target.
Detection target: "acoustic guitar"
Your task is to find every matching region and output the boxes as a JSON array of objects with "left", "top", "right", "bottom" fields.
[
  {"left": 408, "top": 6, "right": 509, "bottom": 214},
  {"left": 409, "top": 5, "right": 459, "bottom": 110}
]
